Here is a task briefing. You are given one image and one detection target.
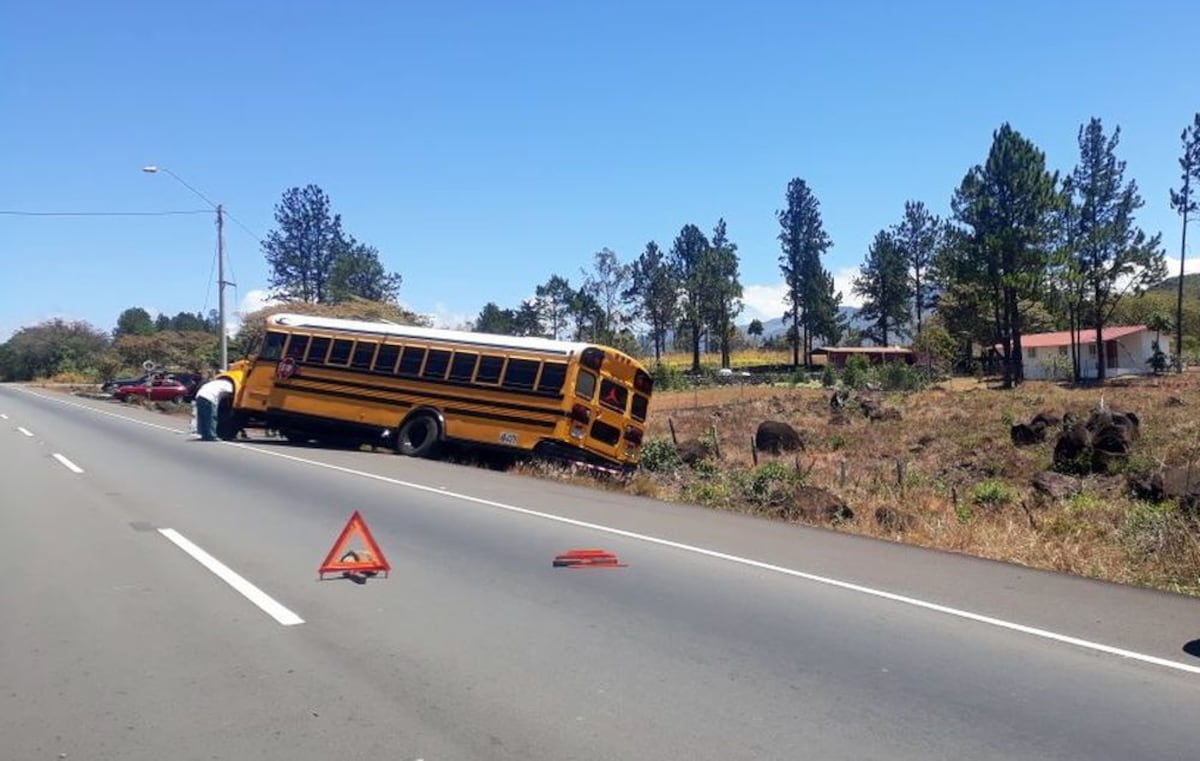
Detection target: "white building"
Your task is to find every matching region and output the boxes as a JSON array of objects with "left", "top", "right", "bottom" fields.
[{"left": 1018, "top": 325, "right": 1166, "bottom": 380}]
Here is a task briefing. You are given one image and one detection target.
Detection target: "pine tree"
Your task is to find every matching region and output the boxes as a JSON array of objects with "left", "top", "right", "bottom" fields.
[
  {"left": 854, "top": 229, "right": 913, "bottom": 347},
  {"left": 262, "top": 185, "right": 345, "bottom": 303},
  {"left": 625, "top": 241, "right": 678, "bottom": 363},
  {"left": 1069, "top": 118, "right": 1165, "bottom": 381},
  {"left": 1170, "top": 113, "right": 1200, "bottom": 372},
  {"left": 669, "top": 224, "right": 712, "bottom": 373},
  {"left": 703, "top": 218, "right": 743, "bottom": 368},
  {"left": 777, "top": 178, "right": 835, "bottom": 367},
  {"left": 894, "top": 201, "right": 940, "bottom": 336},
  {"left": 535, "top": 275, "right": 574, "bottom": 340}
]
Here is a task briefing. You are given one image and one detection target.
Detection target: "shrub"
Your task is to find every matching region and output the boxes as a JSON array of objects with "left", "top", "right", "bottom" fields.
[
  {"left": 820, "top": 363, "right": 837, "bottom": 387},
  {"left": 638, "top": 437, "right": 682, "bottom": 472},
  {"left": 744, "top": 461, "right": 806, "bottom": 506},
  {"left": 842, "top": 354, "right": 870, "bottom": 390},
  {"left": 876, "top": 361, "right": 926, "bottom": 392},
  {"left": 970, "top": 479, "right": 1016, "bottom": 509}
]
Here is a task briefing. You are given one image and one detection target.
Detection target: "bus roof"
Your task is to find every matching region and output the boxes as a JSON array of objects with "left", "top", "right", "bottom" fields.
[{"left": 267, "top": 313, "right": 595, "bottom": 356}]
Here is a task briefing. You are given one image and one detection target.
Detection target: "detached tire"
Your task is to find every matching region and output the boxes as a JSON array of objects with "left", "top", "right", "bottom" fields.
[{"left": 397, "top": 414, "right": 441, "bottom": 458}]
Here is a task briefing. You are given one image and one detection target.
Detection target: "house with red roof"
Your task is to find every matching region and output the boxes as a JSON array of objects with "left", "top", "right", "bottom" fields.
[{"left": 1016, "top": 325, "right": 1167, "bottom": 380}]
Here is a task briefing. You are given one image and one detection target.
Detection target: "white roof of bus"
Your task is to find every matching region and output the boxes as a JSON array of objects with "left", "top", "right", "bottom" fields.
[{"left": 268, "top": 313, "right": 593, "bottom": 356}]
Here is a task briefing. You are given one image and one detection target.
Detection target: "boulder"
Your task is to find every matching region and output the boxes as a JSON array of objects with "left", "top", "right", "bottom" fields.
[
  {"left": 1166, "top": 395, "right": 1186, "bottom": 408},
  {"left": 1129, "top": 466, "right": 1200, "bottom": 516},
  {"left": 788, "top": 486, "right": 854, "bottom": 523},
  {"left": 755, "top": 420, "right": 805, "bottom": 455},
  {"left": 1032, "top": 471, "right": 1080, "bottom": 500},
  {"left": 677, "top": 438, "right": 713, "bottom": 466},
  {"left": 1010, "top": 422, "right": 1046, "bottom": 447},
  {"left": 1031, "top": 411, "right": 1062, "bottom": 428},
  {"left": 1053, "top": 423, "right": 1093, "bottom": 473},
  {"left": 1052, "top": 409, "right": 1141, "bottom": 474},
  {"left": 874, "top": 506, "right": 916, "bottom": 531}
]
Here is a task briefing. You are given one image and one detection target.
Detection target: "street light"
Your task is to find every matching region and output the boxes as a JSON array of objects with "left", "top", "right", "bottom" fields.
[{"left": 142, "top": 165, "right": 230, "bottom": 370}]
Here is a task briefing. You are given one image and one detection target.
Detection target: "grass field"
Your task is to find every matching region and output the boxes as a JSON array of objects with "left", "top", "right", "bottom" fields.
[{"left": 566, "top": 371, "right": 1200, "bottom": 595}]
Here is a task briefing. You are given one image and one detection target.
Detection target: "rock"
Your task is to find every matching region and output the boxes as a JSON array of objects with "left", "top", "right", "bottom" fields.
[
  {"left": 1031, "top": 411, "right": 1062, "bottom": 428},
  {"left": 677, "top": 439, "right": 713, "bottom": 466},
  {"left": 788, "top": 486, "right": 854, "bottom": 522},
  {"left": 830, "top": 389, "right": 848, "bottom": 410},
  {"left": 1032, "top": 471, "right": 1080, "bottom": 500},
  {"left": 1053, "top": 423, "right": 1093, "bottom": 473},
  {"left": 1166, "top": 395, "right": 1186, "bottom": 408},
  {"left": 1010, "top": 422, "right": 1046, "bottom": 447},
  {"left": 755, "top": 420, "right": 805, "bottom": 455},
  {"left": 1129, "top": 466, "right": 1200, "bottom": 512},
  {"left": 874, "top": 506, "right": 916, "bottom": 531},
  {"left": 829, "top": 411, "right": 851, "bottom": 426},
  {"left": 870, "top": 406, "right": 902, "bottom": 422}
]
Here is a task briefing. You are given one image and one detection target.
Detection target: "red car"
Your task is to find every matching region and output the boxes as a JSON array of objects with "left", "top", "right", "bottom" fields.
[{"left": 112, "top": 376, "right": 191, "bottom": 403}]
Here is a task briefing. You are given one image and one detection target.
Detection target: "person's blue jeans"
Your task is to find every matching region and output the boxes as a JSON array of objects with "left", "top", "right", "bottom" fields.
[{"left": 195, "top": 396, "right": 218, "bottom": 440}]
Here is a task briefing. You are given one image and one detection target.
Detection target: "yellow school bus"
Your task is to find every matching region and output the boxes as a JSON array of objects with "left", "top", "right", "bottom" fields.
[{"left": 216, "top": 313, "right": 654, "bottom": 469}]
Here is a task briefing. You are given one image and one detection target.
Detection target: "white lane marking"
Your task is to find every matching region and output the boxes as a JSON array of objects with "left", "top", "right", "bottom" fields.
[
  {"left": 14, "top": 388, "right": 186, "bottom": 434},
  {"left": 1, "top": 413, "right": 8, "bottom": 419},
  {"left": 226, "top": 441, "right": 1200, "bottom": 676},
  {"left": 17, "top": 426, "right": 33, "bottom": 437},
  {"left": 157, "top": 528, "right": 304, "bottom": 626},
  {"left": 52, "top": 453, "right": 84, "bottom": 473},
  {"left": 13, "top": 388, "right": 1200, "bottom": 675}
]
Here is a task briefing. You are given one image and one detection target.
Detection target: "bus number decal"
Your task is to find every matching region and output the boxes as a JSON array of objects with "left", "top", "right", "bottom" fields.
[{"left": 499, "top": 431, "right": 518, "bottom": 446}]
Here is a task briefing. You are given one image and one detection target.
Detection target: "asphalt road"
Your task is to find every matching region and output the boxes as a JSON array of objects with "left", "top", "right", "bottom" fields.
[{"left": 2, "top": 385, "right": 1199, "bottom": 760}]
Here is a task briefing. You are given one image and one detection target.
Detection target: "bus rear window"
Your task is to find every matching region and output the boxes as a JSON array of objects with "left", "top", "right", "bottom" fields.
[
  {"left": 631, "top": 393, "right": 649, "bottom": 422},
  {"left": 286, "top": 334, "right": 310, "bottom": 361},
  {"left": 398, "top": 347, "right": 425, "bottom": 376},
  {"left": 576, "top": 370, "right": 597, "bottom": 400},
  {"left": 503, "top": 359, "right": 539, "bottom": 390},
  {"left": 423, "top": 350, "right": 451, "bottom": 379},
  {"left": 449, "top": 352, "right": 478, "bottom": 382},
  {"left": 260, "top": 331, "right": 287, "bottom": 360},
  {"left": 538, "top": 362, "right": 567, "bottom": 394},
  {"left": 599, "top": 379, "right": 628, "bottom": 413},
  {"left": 590, "top": 420, "right": 621, "bottom": 446},
  {"left": 307, "top": 336, "right": 331, "bottom": 363},
  {"left": 351, "top": 342, "right": 377, "bottom": 370},
  {"left": 374, "top": 344, "right": 400, "bottom": 373},
  {"left": 476, "top": 355, "right": 504, "bottom": 384},
  {"left": 328, "top": 339, "right": 353, "bottom": 366}
]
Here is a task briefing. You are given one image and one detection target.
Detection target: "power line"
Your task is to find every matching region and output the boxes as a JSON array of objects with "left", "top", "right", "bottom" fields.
[{"left": 0, "top": 209, "right": 212, "bottom": 217}]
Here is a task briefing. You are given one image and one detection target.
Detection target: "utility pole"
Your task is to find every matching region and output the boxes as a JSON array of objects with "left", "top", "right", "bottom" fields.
[{"left": 217, "top": 204, "right": 228, "bottom": 370}]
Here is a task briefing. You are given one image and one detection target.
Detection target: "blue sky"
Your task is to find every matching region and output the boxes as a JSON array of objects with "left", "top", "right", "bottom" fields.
[{"left": 2, "top": 1, "right": 1197, "bottom": 339}]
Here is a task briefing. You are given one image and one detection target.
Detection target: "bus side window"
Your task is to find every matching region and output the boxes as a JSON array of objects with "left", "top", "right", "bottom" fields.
[
  {"left": 422, "top": 349, "right": 451, "bottom": 379},
  {"left": 328, "top": 339, "right": 353, "bottom": 366},
  {"left": 351, "top": 342, "right": 377, "bottom": 370},
  {"left": 575, "top": 369, "right": 597, "bottom": 400},
  {"left": 476, "top": 355, "right": 504, "bottom": 384},
  {"left": 503, "top": 358, "right": 539, "bottom": 390},
  {"left": 449, "top": 352, "right": 478, "bottom": 382},
  {"left": 307, "top": 336, "right": 332, "bottom": 364},
  {"left": 538, "top": 362, "right": 567, "bottom": 394},
  {"left": 260, "top": 331, "right": 287, "bottom": 361},
  {"left": 398, "top": 346, "right": 425, "bottom": 376},
  {"left": 374, "top": 344, "right": 401, "bottom": 374},
  {"left": 286, "top": 334, "right": 310, "bottom": 361}
]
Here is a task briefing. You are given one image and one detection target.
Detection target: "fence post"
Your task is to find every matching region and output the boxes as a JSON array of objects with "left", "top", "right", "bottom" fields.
[
  {"left": 750, "top": 435, "right": 758, "bottom": 466},
  {"left": 896, "top": 458, "right": 905, "bottom": 497},
  {"left": 668, "top": 417, "right": 678, "bottom": 446},
  {"left": 709, "top": 423, "right": 721, "bottom": 459},
  {"left": 839, "top": 459, "right": 847, "bottom": 489}
]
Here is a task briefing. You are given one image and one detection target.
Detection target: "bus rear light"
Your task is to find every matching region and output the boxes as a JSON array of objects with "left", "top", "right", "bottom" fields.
[
  {"left": 623, "top": 426, "right": 644, "bottom": 446},
  {"left": 570, "top": 403, "right": 591, "bottom": 423}
]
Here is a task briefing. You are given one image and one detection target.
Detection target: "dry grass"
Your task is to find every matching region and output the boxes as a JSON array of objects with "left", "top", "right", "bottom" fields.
[{"left": 627, "top": 371, "right": 1200, "bottom": 595}]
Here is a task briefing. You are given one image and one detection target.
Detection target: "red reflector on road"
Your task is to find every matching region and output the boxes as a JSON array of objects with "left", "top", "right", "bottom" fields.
[{"left": 552, "top": 548, "right": 626, "bottom": 568}]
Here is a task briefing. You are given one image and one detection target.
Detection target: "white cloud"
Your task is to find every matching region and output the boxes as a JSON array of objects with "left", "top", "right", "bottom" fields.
[
  {"left": 739, "top": 266, "right": 864, "bottom": 324},
  {"left": 424, "top": 302, "right": 473, "bottom": 330},
  {"left": 1163, "top": 255, "right": 1200, "bottom": 278}
]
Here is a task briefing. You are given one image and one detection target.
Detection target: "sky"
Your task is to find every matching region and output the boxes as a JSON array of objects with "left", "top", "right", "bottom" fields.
[{"left": 2, "top": 1, "right": 1198, "bottom": 340}]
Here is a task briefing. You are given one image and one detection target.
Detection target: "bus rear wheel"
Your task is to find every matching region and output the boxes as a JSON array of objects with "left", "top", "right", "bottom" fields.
[{"left": 396, "top": 414, "right": 441, "bottom": 458}]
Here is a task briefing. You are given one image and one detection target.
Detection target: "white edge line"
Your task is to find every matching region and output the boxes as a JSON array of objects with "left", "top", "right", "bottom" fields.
[
  {"left": 15, "top": 387, "right": 186, "bottom": 434},
  {"left": 16, "top": 426, "right": 34, "bottom": 437},
  {"left": 52, "top": 453, "right": 84, "bottom": 473},
  {"left": 157, "top": 528, "right": 304, "bottom": 626},
  {"left": 226, "top": 441, "right": 1200, "bottom": 677},
  {"left": 14, "top": 386, "right": 1200, "bottom": 675},
  {"left": 0, "top": 413, "right": 8, "bottom": 419}
]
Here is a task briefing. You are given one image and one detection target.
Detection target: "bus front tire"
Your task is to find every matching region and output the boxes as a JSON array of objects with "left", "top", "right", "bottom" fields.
[{"left": 397, "top": 414, "right": 441, "bottom": 458}]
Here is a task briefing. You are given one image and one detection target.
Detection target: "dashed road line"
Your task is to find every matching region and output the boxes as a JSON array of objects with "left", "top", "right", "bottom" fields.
[
  {"left": 16, "top": 426, "right": 33, "bottom": 437},
  {"left": 157, "top": 528, "right": 304, "bottom": 627},
  {"left": 52, "top": 453, "right": 84, "bottom": 473}
]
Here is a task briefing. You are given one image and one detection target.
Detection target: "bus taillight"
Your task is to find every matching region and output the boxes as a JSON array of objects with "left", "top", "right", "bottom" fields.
[
  {"left": 570, "top": 403, "right": 592, "bottom": 423},
  {"left": 623, "top": 425, "right": 643, "bottom": 446}
]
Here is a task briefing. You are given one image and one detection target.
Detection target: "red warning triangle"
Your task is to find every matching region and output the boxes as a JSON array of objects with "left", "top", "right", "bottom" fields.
[{"left": 319, "top": 510, "right": 391, "bottom": 579}]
